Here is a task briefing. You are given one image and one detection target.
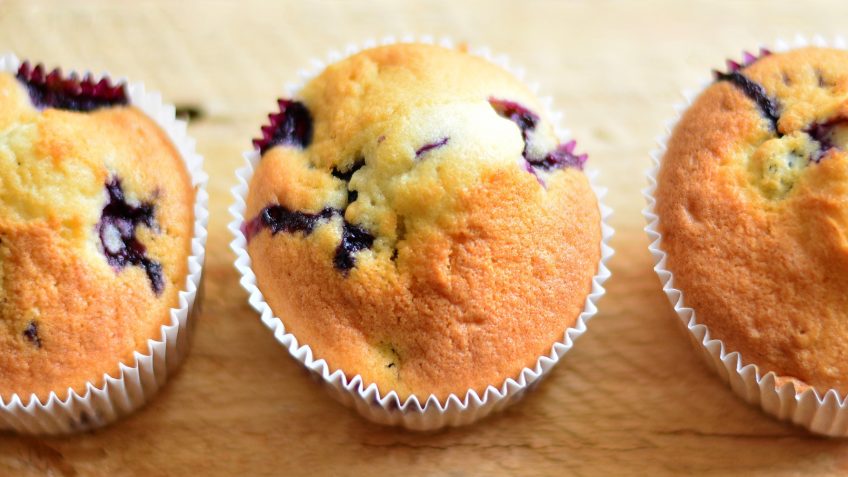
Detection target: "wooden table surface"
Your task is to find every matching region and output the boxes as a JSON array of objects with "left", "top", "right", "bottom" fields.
[{"left": 1, "top": 0, "right": 847, "bottom": 475}]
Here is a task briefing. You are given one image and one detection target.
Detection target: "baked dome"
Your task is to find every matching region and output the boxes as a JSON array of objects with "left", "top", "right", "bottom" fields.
[
  {"left": 656, "top": 47, "right": 848, "bottom": 393},
  {"left": 245, "top": 44, "right": 601, "bottom": 400},
  {"left": 0, "top": 64, "right": 195, "bottom": 400}
]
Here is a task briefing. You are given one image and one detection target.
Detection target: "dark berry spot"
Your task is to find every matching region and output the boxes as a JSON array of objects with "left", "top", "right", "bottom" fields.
[
  {"left": 97, "top": 178, "right": 164, "bottom": 295},
  {"left": 347, "top": 190, "right": 359, "bottom": 204},
  {"left": 523, "top": 159, "right": 543, "bottom": 184},
  {"left": 245, "top": 204, "right": 375, "bottom": 275},
  {"left": 807, "top": 116, "right": 847, "bottom": 162},
  {"left": 490, "top": 97, "right": 586, "bottom": 179},
  {"left": 528, "top": 139, "right": 588, "bottom": 171},
  {"left": 714, "top": 50, "right": 779, "bottom": 132},
  {"left": 331, "top": 159, "right": 364, "bottom": 183},
  {"left": 253, "top": 99, "right": 313, "bottom": 154},
  {"left": 489, "top": 97, "right": 539, "bottom": 135},
  {"left": 332, "top": 159, "right": 365, "bottom": 205},
  {"left": 414, "top": 137, "right": 449, "bottom": 159},
  {"left": 714, "top": 71, "right": 781, "bottom": 131},
  {"left": 23, "top": 321, "right": 42, "bottom": 348},
  {"left": 490, "top": 97, "right": 539, "bottom": 157},
  {"left": 261, "top": 205, "right": 335, "bottom": 236},
  {"left": 16, "top": 62, "right": 128, "bottom": 112},
  {"left": 333, "top": 222, "right": 375, "bottom": 273}
]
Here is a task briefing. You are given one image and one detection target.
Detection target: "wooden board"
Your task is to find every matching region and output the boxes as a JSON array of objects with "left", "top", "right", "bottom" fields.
[{"left": 1, "top": 1, "right": 847, "bottom": 475}]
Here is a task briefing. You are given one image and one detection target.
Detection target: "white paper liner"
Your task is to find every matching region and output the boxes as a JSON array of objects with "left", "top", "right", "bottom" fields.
[
  {"left": 229, "top": 36, "right": 614, "bottom": 431},
  {"left": 0, "top": 53, "right": 209, "bottom": 435},
  {"left": 644, "top": 34, "right": 848, "bottom": 437}
]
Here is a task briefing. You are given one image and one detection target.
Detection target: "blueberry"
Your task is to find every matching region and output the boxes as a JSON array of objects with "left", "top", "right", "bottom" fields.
[
  {"left": 807, "top": 117, "right": 847, "bottom": 162},
  {"left": 333, "top": 222, "right": 375, "bottom": 273},
  {"left": 332, "top": 159, "right": 365, "bottom": 205},
  {"left": 23, "top": 321, "right": 42, "bottom": 348},
  {"left": 261, "top": 205, "right": 335, "bottom": 236},
  {"left": 490, "top": 97, "right": 587, "bottom": 175},
  {"left": 714, "top": 70, "right": 780, "bottom": 131},
  {"left": 528, "top": 139, "right": 587, "bottom": 171},
  {"left": 245, "top": 203, "right": 374, "bottom": 275},
  {"left": 97, "top": 178, "right": 164, "bottom": 295}
]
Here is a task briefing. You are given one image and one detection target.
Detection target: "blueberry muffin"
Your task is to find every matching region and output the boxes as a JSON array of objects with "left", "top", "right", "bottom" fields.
[
  {"left": 0, "top": 63, "right": 195, "bottom": 400},
  {"left": 244, "top": 43, "right": 601, "bottom": 400},
  {"left": 655, "top": 47, "right": 848, "bottom": 393}
]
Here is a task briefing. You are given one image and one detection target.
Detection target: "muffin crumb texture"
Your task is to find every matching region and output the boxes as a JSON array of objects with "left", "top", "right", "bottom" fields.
[
  {"left": 0, "top": 65, "right": 194, "bottom": 400},
  {"left": 245, "top": 44, "right": 601, "bottom": 400},
  {"left": 656, "top": 47, "right": 848, "bottom": 393}
]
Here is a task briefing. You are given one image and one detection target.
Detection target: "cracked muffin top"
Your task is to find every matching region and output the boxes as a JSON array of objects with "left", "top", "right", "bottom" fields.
[
  {"left": 244, "top": 43, "right": 601, "bottom": 400},
  {"left": 656, "top": 47, "right": 848, "bottom": 393},
  {"left": 0, "top": 64, "right": 194, "bottom": 400}
]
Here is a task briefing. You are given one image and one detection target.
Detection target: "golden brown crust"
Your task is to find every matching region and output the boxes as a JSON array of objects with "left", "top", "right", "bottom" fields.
[
  {"left": 0, "top": 73, "right": 195, "bottom": 400},
  {"left": 656, "top": 47, "right": 848, "bottom": 393},
  {"left": 246, "top": 44, "right": 601, "bottom": 400}
]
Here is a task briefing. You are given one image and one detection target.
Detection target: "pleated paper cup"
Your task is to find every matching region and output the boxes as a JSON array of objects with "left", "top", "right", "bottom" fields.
[
  {"left": 644, "top": 35, "right": 848, "bottom": 437},
  {"left": 229, "top": 36, "right": 613, "bottom": 431},
  {"left": 0, "top": 53, "right": 209, "bottom": 435}
]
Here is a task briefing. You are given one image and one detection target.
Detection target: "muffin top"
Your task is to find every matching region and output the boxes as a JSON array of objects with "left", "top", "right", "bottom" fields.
[
  {"left": 245, "top": 43, "right": 601, "bottom": 400},
  {"left": 0, "top": 64, "right": 194, "bottom": 400},
  {"left": 656, "top": 47, "right": 848, "bottom": 393}
]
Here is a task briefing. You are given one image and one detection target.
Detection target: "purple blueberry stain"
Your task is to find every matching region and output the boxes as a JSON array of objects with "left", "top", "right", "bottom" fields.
[
  {"left": 714, "top": 49, "right": 781, "bottom": 132},
  {"left": 244, "top": 204, "right": 374, "bottom": 275},
  {"left": 253, "top": 99, "right": 313, "bottom": 154},
  {"left": 15, "top": 62, "right": 128, "bottom": 112},
  {"left": 332, "top": 159, "right": 365, "bottom": 205},
  {"left": 333, "top": 222, "right": 375, "bottom": 274},
  {"left": 97, "top": 178, "right": 164, "bottom": 295},
  {"left": 489, "top": 97, "right": 588, "bottom": 180},
  {"left": 489, "top": 98, "right": 539, "bottom": 135},
  {"left": 529, "top": 140, "right": 588, "bottom": 171},
  {"left": 714, "top": 70, "right": 781, "bottom": 131},
  {"left": 415, "top": 137, "right": 449, "bottom": 159},
  {"left": 250, "top": 205, "right": 335, "bottom": 239},
  {"left": 523, "top": 159, "right": 543, "bottom": 185},
  {"left": 807, "top": 117, "right": 847, "bottom": 162},
  {"left": 23, "top": 321, "right": 42, "bottom": 348},
  {"left": 489, "top": 97, "right": 539, "bottom": 157}
]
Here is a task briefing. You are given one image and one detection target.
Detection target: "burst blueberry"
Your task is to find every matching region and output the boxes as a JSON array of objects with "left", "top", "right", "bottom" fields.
[
  {"left": 333, "top": 222, "right": 375, "bottom": 273},
  {"left": 97, "top": 178, "right": 164, "bottom": 295},
  {"left": 807, "top": 117, "right": 847, "bottom": 162},
  {"left": 245, "top": 204, "right": 374, "bottom": 274},
  {"left": 490, "top": 97, "right": 587, "bottom": 175},
  {"left": 529, "top": 140, "right": 588, "bottom": 171},
  {"left": 23, "top": 321, "right": 42, "bottom": 348},
  {"left": 332, "top": 159, "right": 365, "bottom": 205}
]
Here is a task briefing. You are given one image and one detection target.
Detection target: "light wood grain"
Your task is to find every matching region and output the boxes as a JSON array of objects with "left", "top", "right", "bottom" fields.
[{"left": 1, "top": 0, "right": 847, "bottom": 475}]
